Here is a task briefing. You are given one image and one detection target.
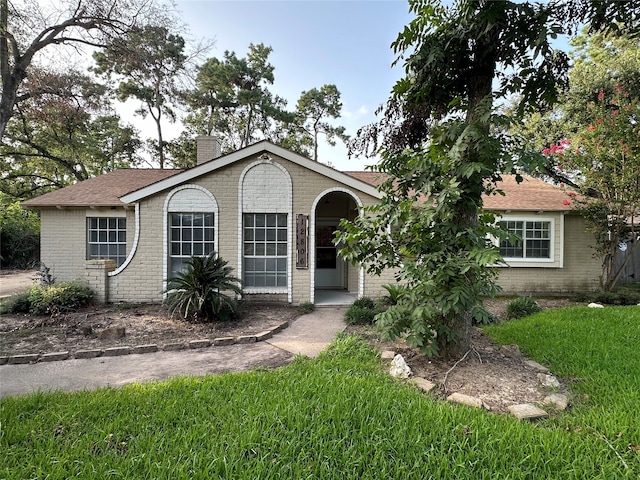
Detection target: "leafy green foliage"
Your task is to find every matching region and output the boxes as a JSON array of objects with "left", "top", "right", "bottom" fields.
[
  {"left": 506, "top": 296, "right": 543, "bottom": 320},
  {"left": 0, "top": 70, "right": 141, "bottom": 201},
  {"left": 27, "top": 281, "right": 94, "bottom": 316},
  {"left": 299, "top": 302, "right": 315, "bottom": 314},
  {"left": 164, "top": 252, "right": 242, "bottom": 322},
  {"left": 344, "top": 297, "right": 379, "bottom": 325},
  {"left": 340, "top": 0, "right": 640, "bottom": 358},
  {"left": 0, "top": 200, "right": 39, "bottom": 268},
  {"left": 0, "top": 291, "right": 31, "bottom": 314},
  {"left": 575, "top": 287, "right": 640, "bottom": 306}
]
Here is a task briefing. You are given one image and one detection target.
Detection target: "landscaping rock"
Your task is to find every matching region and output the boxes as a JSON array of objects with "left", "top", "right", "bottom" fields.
[
  {"left": 103, "top": 347, "right": 131, "bottom": 357},
  {"left": 8, "top": 354, "right": 39, "bottom": 365},
  {"left": 213, "top": 337, "right": 236, "bottom": 346},
  {"left": 75, "top": 349, "right": 102, "bottom": 359},
  {"left": 390, "top": 354, "right": 412, "bottom": 379},
  {"left": 537, "top": 373, "right": 561, "bottom": 388},
  {"left": 588, "top": 302, "right": 604, "bottom": 308},
  {"left": 523, "top": 359, "right": 549, "bottom": 373},
  {"left": 499, "top": 344, "right": 522, "bottom": 358},
  {"left": 411, "top": 377, "right": 437, "bottom": 393},
  {"left": 380, "top": 350, "right": 396, "bottom": 361},
  {"left": 40, "top": 351, "right": 70, "bottom": 362},
  {"left": 508, "top": 403, "right": 549, "bottom": 420},
  {"left": 544, "top": 393, "right": 568, "bottom": 410},
  {"left": 132, "top": 344, "right": 158, "bottom": 354},
  {"left": 162, "top": 342, "right": 187, "bottom": 351},
  {"left": 0, "top": 356, "right": 8, "bottom": 365},
  {"left": 255, "top": 330, "right": 273, "bottom": 341},
  {"left": 98, "top": 326, "right": 126, "bottom": 340},
  {"left": 236, "top": 335, "right": 257, "bottom": 344},
  {"left": 189, "top": 339, "right": 212, "bottom": 349},
  {"left": 447, "top": 392, "right": 487, "bottom": 409}
]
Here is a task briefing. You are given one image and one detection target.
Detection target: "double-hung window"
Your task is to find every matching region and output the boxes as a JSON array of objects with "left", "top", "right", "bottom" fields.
[
  {"left": 169, "top": 213, "right": 215, "bottom": 277},
  {"left": 87, "top": 217, "right": 127, "bottom": 267},
  {"left": 243, "top": 213, "right": 287, "bottom": 288},
  {"left": 499, "top": 220, "right": 552, "bottom": 261}
]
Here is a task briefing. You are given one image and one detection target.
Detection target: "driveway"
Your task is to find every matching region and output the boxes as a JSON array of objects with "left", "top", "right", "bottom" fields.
[{"left": 0, "top": 270, "right": 36, "bottom": 298}]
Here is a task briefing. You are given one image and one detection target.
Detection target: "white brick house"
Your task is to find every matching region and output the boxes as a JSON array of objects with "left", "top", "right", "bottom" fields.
[{"left": 22, "top": 139, "right": 600, "bottom": 304}]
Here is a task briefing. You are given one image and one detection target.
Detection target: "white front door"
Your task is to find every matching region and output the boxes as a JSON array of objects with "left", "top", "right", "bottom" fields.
[{"left": 315, "top": 222, "right": 343, "bottom": 288}]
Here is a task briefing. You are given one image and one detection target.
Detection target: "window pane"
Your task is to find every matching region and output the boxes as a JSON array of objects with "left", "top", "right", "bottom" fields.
[
  {"left": 266, "top": 258, "right": 276, "bottom": 271},
  {"left": 204, "top": 244, "right": 214, "bottom": 255},
  {"left": 267, "top": 214, "right": 276, "bottom": 227},
  {"left": 244, "top": 244, "right": 254, "bottom": 255},
  {"left": 277, "top": 229, "right": 287, "bottom": 241},
  {"left": 118, "top": 231, "right": 126, "bottom": 243},
  {"left": 99, "top": 231, "right": 107, "bottom": 242},
  {"left": 171, "top": 229, "right": 180, "bottom": 241},
  {"left": 277, "top": 258, "right": 287, "bottom": 272},
  {"left": 182, "top": 244, "right": 191, "bottom": 256},
  {"left": 108, "top": 231, "right": 116, "bottom": 243},
  {"left": 204, "top": 228, "right": 214, "bottom": 242},
  {"left": 255, "top": 229, "right": 265, "bottom": 241},
  {"left": 277, "top": 244, "right": 287, "bottom": 255},
  {"left": 171, "top": 214, "right": 180, "bottom": 226},
  {"left": 277, "top": 214, "right": 287, "bottom": 227},
  {"left": 99, "top": 218, "right": 107, "bottom": 229},
  {"left": 193, "top": 229, "right": 203, "bottom": 241},
  {"left": 256, "top": 215, "right": 265, "bottom": 227},
  {"left": 256, "top": 244, "right": 265, "bottom": 255},
  {"left": 193, "top": 243, "right": 203, "bottom": 256},
  {"left": 90, "top": 218, "right": 98, "bottom": 229},
  {"left": 266, "top": 243, "right": 276, "bottom": 255},
  {"left": 244, "top": 214, "right": 254, "bottom": 227},
  {"left": 118, "top": 218, "right": 126, "bottom": 229},
  {"left": 108, "top": 218, "right": 116, "bottom": 229},
  {"left": 244, "top": 229, "right": 254, "bottom": 241},
  {"left": 266, "top": 229, "right": 276, "bottom": 241}
]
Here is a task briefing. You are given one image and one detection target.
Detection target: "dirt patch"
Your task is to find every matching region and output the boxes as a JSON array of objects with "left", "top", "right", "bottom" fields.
[
  {"left": 346, "top": 297, "right": 579, "bottom": 413},
  {"left": 0, "top": 302, "right": 301, "bottom": 356}
]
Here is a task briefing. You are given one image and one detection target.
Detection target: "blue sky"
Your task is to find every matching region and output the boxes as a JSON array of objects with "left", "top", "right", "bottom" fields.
[{"left": 171, "top": 0, "right": 414, "bottom": 170}]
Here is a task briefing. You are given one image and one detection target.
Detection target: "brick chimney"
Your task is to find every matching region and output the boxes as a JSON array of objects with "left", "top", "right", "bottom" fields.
[{"left": 196, "top": 135, "right": 222, "bottom": 165}]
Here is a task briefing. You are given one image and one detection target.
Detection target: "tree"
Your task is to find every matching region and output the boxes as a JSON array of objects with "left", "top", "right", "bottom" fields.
[
  {"left": 0, "top": 69, "right": 141, "bottom": 200},
  {"left": 182, "top": 44, "right": 299, "bottom": 155},
  {"left": 295, "top": 84, "right": 348, "bottom": 162},
  {"left": 93, "top": 25, "right": 188, "bottom": 168},
  {"left": 543, "top": 88, "right": 640, "bottom": 290},
  {"left": 0, "top": 0, "right": 161, "bottom": 141},
  {"left": 338, "top": 0, "right": 639, "bottom": 358},
  {"left": 517, "top": 31, "right": 640, "bottom": 290}
]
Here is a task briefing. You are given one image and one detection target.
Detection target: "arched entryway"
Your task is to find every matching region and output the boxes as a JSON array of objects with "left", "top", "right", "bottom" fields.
[{"left": 311, "top": 189, "right": 362, "bottom": 305}]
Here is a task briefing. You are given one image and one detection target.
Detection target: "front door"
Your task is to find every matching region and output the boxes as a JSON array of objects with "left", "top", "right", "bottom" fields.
[{"left": 315, "top": 222, "right": 343, "bottom": 288}]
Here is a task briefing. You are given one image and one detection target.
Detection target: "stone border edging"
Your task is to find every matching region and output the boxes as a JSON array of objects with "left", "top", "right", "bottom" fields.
[{"left": 0, "top": 321, "right": 290, "bottom": 366}]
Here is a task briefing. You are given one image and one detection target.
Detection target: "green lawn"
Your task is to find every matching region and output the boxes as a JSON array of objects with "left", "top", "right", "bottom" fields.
[{"left": 2, "top": 307, "right": 639, "bottom": 479}]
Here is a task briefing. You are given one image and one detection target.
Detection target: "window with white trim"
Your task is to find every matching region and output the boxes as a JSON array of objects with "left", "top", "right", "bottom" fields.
[
  {"left": 169, "top": 213, "right": 214, "bottom": 277},
  {"left": 87, "top": 217, "right": 127, "bottom": 267},
  {"left": 499, "top": 220, "right": 552, "bottom": 260},
  {"left": 243, "top": 213, "right": 287, "bottom": 288}
]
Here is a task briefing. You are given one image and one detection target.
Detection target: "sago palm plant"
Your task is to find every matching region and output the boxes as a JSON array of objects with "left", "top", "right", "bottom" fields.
[{"left": 164, "top": 252, "right": 243, "bottom": 322}]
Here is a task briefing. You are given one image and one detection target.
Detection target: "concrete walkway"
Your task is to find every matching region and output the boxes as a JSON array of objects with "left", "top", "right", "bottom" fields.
[{"left": 0, "top": 306, "right": 347, "bottom": 398}]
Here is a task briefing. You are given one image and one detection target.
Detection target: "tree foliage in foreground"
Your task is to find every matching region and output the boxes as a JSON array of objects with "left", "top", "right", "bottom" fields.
[{"left": 338, "top": 0, "right": 640, "bottom": 358}]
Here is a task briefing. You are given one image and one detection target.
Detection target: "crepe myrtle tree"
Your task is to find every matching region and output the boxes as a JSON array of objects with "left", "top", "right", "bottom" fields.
[
  {"left": 543, "top": 87, "right": 640, "bottom": 291},
  {"left": 337, "top": 0, "right": 640, "bottom": 358}
]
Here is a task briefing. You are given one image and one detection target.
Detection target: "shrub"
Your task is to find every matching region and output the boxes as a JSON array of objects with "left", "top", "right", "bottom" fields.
[
  {"left": 27, "top": 281, "right": 94, "bottom": 315},
  {"left": 506, "top": 296, "right": 542, "bottom": 320},
  {"left": 352, "top": 296, "right": 375, "bottom": 310},
  {"left": 381, "top": 283, "right": 407, "bottom": 306},
  {"left": 299, "top": 302, "right": 315, "bottom": 314},
  {"left": 344, "top": 297, "right": 378, "bottom": 325},
  {"left": 0, "top": 291, "right": 32, "bottom": 314},
  {"left": 574, "top": 288, "right": 640, "bottom": 306},
  {"left": 164, "top": 252, "right": 243, "bottom": 322},
  {"left": 0, "top": 201, "right": 40, "bottom": 268}
]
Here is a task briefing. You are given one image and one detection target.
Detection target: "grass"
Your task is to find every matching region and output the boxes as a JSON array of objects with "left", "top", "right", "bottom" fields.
[{"left": 2, "top": 308, "right": 640, "bottom": 479}]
